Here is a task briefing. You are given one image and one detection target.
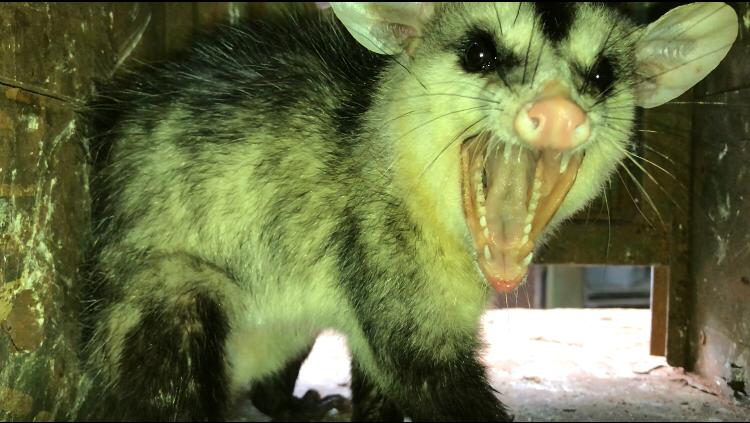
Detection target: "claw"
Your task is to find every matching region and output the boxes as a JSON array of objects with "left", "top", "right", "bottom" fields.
[{"left": 267, "top": 390, "right": 352, "bottom": 421}]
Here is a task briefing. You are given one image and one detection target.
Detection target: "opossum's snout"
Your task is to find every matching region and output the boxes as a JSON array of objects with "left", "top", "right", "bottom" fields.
[
  {"left": 461, "top": 82, "right": 586, "bottom": 293},
  {"left": 514, "top": 83, "right": 591, "bottom": 150}
]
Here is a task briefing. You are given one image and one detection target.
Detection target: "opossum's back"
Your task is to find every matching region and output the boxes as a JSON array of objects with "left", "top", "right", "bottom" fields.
[
  {"left": 89, "top": 9, "right": 389, "bottom": 148},
  {"left": 87, "top": 9, "right": 390, "bottom": 249}
]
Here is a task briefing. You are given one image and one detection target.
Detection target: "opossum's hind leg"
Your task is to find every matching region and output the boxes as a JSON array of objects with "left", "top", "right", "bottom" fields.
[
  {"left": 78, "top": 253, "right": 235, "bottom": 421},
  {"left": 249, "top": 341, "right": 352, "bottom": 421},
  {"left": 351, "top": 359, "right": 403, "bottom": 422}
]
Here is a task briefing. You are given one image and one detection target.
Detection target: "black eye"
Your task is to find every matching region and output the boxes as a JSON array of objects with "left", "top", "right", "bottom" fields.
[
  {"left": 461, "top": 35, "right": 497, "bottom": 73},
  {"left": 589, "top": 56, "right": 615, "bottom": 94}
]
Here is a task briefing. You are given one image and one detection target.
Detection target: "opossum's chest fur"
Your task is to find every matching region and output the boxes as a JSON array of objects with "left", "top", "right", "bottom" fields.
[{"left": 105, "top": 126, "right": 487, "bottom": 381}]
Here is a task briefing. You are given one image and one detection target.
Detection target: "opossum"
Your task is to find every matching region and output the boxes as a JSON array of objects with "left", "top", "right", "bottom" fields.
[{"left": 74, "top": 2, "right": 738, "bottom": 421}]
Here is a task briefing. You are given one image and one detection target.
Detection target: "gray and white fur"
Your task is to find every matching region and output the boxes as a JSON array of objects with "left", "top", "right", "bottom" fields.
[{"left": 74, "top": 2, "right": 737, "bottom": 421}]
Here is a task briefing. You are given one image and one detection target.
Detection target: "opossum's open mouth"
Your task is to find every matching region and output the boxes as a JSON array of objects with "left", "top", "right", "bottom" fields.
[{"left": 461, "top": 135, "right": 583, "bottom": 293}]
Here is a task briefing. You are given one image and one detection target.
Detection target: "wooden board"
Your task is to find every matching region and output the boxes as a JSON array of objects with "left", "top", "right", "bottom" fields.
[
  {"left": 688, "top": 1, "right": 750, "bottom": 396},
  {"left": 0, "top": 3, "right": 258, "bottom": 420}
]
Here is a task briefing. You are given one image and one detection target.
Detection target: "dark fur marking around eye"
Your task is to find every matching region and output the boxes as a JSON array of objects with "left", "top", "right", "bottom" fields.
[
  {"left": 534, "top": 3, "right": 575, "bottom": 43},
  {"left": 590, "top": 56, "right": 616, "bottom": 95},
  {"left": 579, "top": 54, "right": 618, "bottom": 98},
  {"left": 459, "top": 29, "right": 498, "bottom": 73},
  {"left": 457, "top": 28, "right": 519, "bottom": 75}
]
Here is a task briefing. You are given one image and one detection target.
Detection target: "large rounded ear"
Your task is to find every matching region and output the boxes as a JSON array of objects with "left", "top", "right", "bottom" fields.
[
  {"left": 329, "top": 2, "right": 435, "bottom": 56},
  {"left": 634, "top": 2, "right": 738, "bottom": 109}
]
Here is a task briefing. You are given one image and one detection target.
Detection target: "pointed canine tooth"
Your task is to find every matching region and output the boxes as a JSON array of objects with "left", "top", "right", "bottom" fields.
[
  {"left": 522, "top": 234, "right": 529, "bottom": 245},
  {"left": 483, "top": 227, "right": 490, "bottom": 238},
  {"left": 574, "top": 121, "right": 591, "bottom": 146},
  {"left": 524, "top": 223, "right": 532, "bottom": 235},
  {"left": 480, "top": 216, "right": 487, "bottom": 228},
  {"left": 560, "top": 152, "right": 572, "bottom": 174},
  {"left": 522, "top": 253, "right": 533, "bottom": 267},
  {"left": 479, "top": 205, "right": 486, "bottom": 215},
  {"left": 484, "top": 246, "right": 492, "bottom": 260}
]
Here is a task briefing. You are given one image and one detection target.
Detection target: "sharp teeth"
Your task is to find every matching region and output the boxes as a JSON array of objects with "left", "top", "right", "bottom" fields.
[
  {"left": 529, "top": 188, "right": 540, "bottom": 214},
  {"left": 483, "top": 227, "right": 490, "bottom": 238},
  {"left": 479, "top": 205, "right": 486, "bottom": 215},
  {"left": 522, "top": 253, "right": 533, "bottom": 267},
  {"left": 503, "top": 145, "right": 512, "bottom": 161},
  {"left": 560, "top": 152, "right": 572, "bottom": 174},
  {"left": 524, "top": 223, "right": 531, "bottom": 235},
  {"left": 528, "top": 167, "right": 542, "bottom": 214},
  {"left": 480, "top": 216, "right": 487, "bottom": 228},
  {"left": 574, "top": 122, "right": 591, "bottom": 145},
  {"left": 528, "top": 200, "right": 538, "bottom": 216},
  {"left": 484, "top": 246, "right": 492, "bottom": 260}
]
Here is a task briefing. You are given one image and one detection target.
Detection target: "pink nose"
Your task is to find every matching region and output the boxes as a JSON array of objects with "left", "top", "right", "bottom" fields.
[{"left": 514, "top": 96, "right": 590, "bottom": 150}]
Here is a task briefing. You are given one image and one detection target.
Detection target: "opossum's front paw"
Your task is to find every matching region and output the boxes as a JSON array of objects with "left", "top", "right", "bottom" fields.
[{"left": 273, "top": 389, "right": 351, "bottom": 422}]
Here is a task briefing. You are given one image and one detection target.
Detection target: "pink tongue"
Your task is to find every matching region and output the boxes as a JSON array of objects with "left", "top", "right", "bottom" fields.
[{"left": 483, "top": 145, "right": 535, "bottom": 284}]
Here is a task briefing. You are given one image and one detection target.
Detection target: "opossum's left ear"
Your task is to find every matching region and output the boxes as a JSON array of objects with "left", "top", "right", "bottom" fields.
[
  {"left": 329, "top": 2, "right": 435, "bottom": 56},
  {"left": 634, "top": 2, "right": 738, "bottom": 108}
]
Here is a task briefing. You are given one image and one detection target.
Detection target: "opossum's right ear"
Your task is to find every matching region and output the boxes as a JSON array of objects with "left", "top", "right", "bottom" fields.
[{"left": 329, "top": 2, "right": 435, "bottom": 56}]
